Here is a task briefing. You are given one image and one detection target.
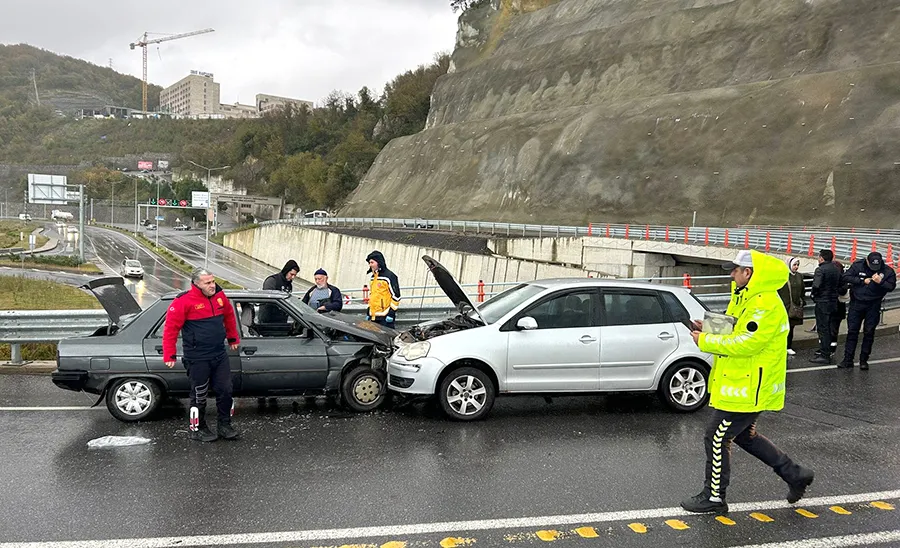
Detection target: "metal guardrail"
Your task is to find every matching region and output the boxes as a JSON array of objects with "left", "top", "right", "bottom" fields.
[{"left": 6, "top": 292, "right": 900, "bottom": 366}]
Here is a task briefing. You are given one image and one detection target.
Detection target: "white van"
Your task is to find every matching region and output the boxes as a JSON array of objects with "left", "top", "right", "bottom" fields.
[
  {"left": 18, "top": 213, "right": 32, "bottom": 221},
  {"left": 303, "top": 210, "right": 330, "bottom": 218}
]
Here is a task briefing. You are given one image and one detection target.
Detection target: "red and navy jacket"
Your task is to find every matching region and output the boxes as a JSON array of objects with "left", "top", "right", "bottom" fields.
[{"left": 163, "top": 284, "right": 240, "bottom": 362}]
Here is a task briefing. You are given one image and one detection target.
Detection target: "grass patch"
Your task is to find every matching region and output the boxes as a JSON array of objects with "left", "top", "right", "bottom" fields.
[
  {"left": 0, "top": 276, "right": 102, "bottom": 360},
  {"left": 0, "top": 220, "right": 49, "bottom": 249},
  {"left": 0, "top": 253, "right": 103, "bottom": 274}
]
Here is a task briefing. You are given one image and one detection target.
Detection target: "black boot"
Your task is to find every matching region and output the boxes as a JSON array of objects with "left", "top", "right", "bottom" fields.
[
  {"left": 681, "top": 492, "right": 728, "bottom": 514},
  {"left": 787, "top": 467, "right": 815, "bottom": 503},
  {"left": 808, "top": 354, "right": 832, "bottom": 365},
  {"left": 189, "top": 425, "right": 217, "bottom": 442},
  {"left": 837, "top": 360, "right": 854, "bottom": 369},
  {"left": 217, "top": 422, "right": 239, "bottom": 440},
  {"left": 859, "top": 361, "right": 869, "bottom": 370}
]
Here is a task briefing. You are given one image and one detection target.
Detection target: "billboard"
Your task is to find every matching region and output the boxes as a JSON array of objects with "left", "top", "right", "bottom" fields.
[
  {"left": 157, "top": 160, "right": 169, "bottom": 170},
  {"left": 28, "top": 174, "right": 69, "bottom": 205},
  {"left": 137, "top": 160, "right": 154, "bottom": 171},
  {"left": 192, "top": 191, "right": 210, "bottom": 208}
]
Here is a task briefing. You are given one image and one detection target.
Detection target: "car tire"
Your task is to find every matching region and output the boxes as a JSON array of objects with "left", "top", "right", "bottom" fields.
[
  {"left": 438, "top": 367, "right": 495, "bottom": 421},
  {"left": 341, "top": 367, "right": 387, "bottom": 412},
  {"left": 105, "top": 378, "right": 162, "bottom": 422},
  {"left": 658, "top": 361, "right": 710, "bottom": 413}
]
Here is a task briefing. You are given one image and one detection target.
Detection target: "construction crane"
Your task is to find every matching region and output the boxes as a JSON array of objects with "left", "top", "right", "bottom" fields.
[{"left": 130, "top": 28, "right": 215, "bottom": 112}]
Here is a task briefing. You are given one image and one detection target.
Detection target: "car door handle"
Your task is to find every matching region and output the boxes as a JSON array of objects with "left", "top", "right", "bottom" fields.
[
  {"left": 658, "top": 332, "right": 675, "bottom": 340},
  {"left": 579, "top": 335, "right": 597, "bottom": 343},
  {"left": 242, "top": 346, "right": 257, "bottom": 355},
  {"left": 154, "top": 345, "right": 163, "bottom": 354}
]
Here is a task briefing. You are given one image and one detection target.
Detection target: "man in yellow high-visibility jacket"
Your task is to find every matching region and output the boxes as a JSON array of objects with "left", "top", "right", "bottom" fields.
[{"left": 682, "top": 250, "right": 814, "bottom": 514}]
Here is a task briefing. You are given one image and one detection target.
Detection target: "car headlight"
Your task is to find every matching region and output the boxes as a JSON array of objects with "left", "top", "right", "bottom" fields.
[{"left": 397, "top": 341, "right": 430, "bottom": 361}]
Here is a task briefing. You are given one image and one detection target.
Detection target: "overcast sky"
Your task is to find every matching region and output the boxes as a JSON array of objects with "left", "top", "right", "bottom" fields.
[{"left": 1, "top": 0, "right": 459, "bottom": 105}]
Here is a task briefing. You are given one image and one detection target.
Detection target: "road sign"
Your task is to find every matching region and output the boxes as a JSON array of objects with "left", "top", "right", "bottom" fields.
[
  {"left": 155, "top": 216, "right": 164, "bottom": 221},
  {"left": 157, "top": 199, "right": 167, "bottom": 206},
  {"left": 192, "top": 191, "right": 210, "bottom": 208},
  {"left": 158, "top": 160, "right": 169, "bottom": 170},
  {"left": 179, "top": 200, "right": 188, "bottom": 207},
  {"left": 28, "top": 174, "right": 68, "bottom": 204}
]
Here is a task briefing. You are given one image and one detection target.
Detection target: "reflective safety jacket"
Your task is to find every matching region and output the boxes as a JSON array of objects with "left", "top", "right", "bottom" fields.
[
  {"left": 698, "top": 251, "right": 790, "bottom": 413},
  {"left": 365, "top": 250, "right": 400, "bottom": 323}
]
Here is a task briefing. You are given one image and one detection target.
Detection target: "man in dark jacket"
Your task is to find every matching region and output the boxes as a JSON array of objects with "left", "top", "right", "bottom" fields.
[
  {"left": 259, "top": 259, "right": 299, "bottom": 323},
  {"left": 366, "top": 250, "right": 400, "bottom": 326},
  {"left": 302, "top": 268, "right": 343, "bottom": 312},
  {"left": 809, "top": 249, "right": 842, "bottom": 364},
  {"left": 839, "top": 252, "right": 896, "bottom": 370},
  {"left": 164, "top": 268, "right": 240, "bottom": 442}
]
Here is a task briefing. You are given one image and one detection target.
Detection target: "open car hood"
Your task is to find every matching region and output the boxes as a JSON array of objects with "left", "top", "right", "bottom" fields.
[
  {"left": 80, "top": 277, "right": 143, "bottom": 326},
  {"left": 422, "top": 255, "right": 486, "bottom": 325},
  {"left": 306, "top": 310, "right": 397, "bottom": 347}
]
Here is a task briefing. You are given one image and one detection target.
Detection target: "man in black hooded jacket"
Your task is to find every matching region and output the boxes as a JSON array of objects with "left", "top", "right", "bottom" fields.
[
  {"left": 260, "top": 259, "right": 299, "bottom": 323},
  {"left": 839, "top": 252, "right": 896, "bottom": 369}
]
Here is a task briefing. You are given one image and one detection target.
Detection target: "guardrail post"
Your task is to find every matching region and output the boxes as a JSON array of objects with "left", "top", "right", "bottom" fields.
[
  {"left": 682, "top": 273, "right": 692, "bottom": 289},
  {"left": 851, "top": 239, "right": 858, "bottom": 262},
  {"left": 786, "top": 233, "right": 793, "bottom": 255},
  {"left": 724, "top": 229, "right": 729, "bottom": 248},
  {"left": 765, "top": 231, "right": 771, "bottom": 252},
  {"left": 624, "top": 224, "right": 630, "bottom": 239},
  {"left": 477, "top": 280, "right": 485, "bottom": 303},
  {"left": 808, "top": 235, "right": 815, "bottom": 257},
  {"left": 831, "top": 236, "right": 837, "bottom": 256},
  {"left": 9, "top": 343, "right": 24, "bottom": 366}
]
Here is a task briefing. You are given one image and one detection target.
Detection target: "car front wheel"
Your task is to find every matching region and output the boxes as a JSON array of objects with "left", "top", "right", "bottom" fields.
[
  {"left": 438, "top": 367, "right": 495, "bottom": 421},
  {"left": 106, "top": 378, "right": 162, "bottom": 422},
  {"left": 659, "top": 361, "right": 709, "bottom": 412},
  {"left": 341, "top": 366, "right": 387, "bottom": 412}
]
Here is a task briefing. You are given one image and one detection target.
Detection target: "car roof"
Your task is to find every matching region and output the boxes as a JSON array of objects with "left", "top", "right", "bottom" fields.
[
  {"left": 159, "top": 289, "right": 291, "bottom": 301},
  {"left": 526, "top": 278, "right": 690, "bottom": 293}
]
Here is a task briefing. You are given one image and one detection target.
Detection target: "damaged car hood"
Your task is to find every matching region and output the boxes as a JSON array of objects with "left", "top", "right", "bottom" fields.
[
  {"left": 307, "top": 311, "right": 397, "bottom": 347},
  {"left": 422, "top": 255, "right": 486, "bottom": 325}
]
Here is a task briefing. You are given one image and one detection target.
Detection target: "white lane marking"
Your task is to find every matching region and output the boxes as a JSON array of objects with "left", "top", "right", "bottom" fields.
[
  {"left": 1, "top": 490, "right": 899, "bottom": 548},
  {"left": 788, "top": 356, "right": 900, "bottom": 373},
  {"left": 729, "top": 530, "right": 900, "bottom": 548},
  {"left": 0, "top": 406, "right": 102, "bottom": 411}
]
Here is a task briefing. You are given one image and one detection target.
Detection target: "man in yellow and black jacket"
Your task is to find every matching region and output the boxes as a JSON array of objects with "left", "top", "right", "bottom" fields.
[
  {"left": 365, "top": 250, "right": 400, "bottom": 326},
  {"left": 682, "top": 250, "right": 814, "bottom": 514}
]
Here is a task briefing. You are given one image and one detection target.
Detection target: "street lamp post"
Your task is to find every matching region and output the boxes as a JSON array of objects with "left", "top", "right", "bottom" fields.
[
  {"left": 187, "top": 161, "right": 229, "bottom": 269},
  {"left": 155, "top": 177, "right": 160, "bottom": 248}
]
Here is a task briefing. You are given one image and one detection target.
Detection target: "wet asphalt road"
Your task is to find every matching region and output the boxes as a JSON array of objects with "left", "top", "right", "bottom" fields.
[{"left": 1, "top": 338, "right": 899, "bottom": 547}]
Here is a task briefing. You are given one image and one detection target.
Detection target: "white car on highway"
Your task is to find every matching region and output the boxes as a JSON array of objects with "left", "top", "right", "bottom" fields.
[
  {"left": 120, "top": 259, "right": 144, "bottom": 279},
  {"left": 388, "top": 256, "right": 713, "bottom": 421}
]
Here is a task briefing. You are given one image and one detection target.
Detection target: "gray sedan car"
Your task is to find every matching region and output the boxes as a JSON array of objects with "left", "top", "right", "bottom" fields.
[{"left": 52, "top": 278, "right": 396, "bottom": 422}]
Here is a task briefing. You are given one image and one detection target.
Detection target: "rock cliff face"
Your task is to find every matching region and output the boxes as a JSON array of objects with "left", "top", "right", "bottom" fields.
[{"left": 343, "top": 0, "right": 900, "bottom": 227}]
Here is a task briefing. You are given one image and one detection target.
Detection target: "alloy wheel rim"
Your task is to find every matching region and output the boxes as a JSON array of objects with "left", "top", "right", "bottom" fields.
[
  {"left": 446, "top": 375, "right": 487, "bottom": 416},
  {"left": 115, "top": 381, "right": 153, "bottom": 416},
  {"left": 669, "top": 367, "right": 707, "bottom": 407}
]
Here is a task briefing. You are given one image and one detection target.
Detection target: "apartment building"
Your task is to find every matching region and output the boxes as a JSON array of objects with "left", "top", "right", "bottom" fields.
[{"left": 159, "top": 71, "right": 220, "bottom": 117}]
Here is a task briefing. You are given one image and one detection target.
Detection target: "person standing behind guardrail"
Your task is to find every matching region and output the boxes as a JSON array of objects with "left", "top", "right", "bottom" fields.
[
  {"left": 809, "top": 250, "right": 841, "bottom": 365},
  {"left": 302, "top": 268, "right": 343, "bottom": 312},
  {"left": 365, "top": 250, "right": 400, "bottom": 326},
  {"left": 839, "top": 252, "right": 896, "bottom": 370},
  {"left": 777, "top": 257, "right": 805, "bottom": 356}
]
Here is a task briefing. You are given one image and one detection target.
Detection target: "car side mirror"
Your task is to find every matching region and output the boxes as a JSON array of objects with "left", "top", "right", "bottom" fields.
[{"left": 516, "top": 316, "right": 538, "bottom": 330}]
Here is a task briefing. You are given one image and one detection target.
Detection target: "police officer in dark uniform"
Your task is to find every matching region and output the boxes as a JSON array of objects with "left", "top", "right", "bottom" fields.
[
  {"left": 839, "top": 252, "right": 896, "bottom": 369},
  {"left": 164, "top": 268, "right": 241, "bottom": 442}
]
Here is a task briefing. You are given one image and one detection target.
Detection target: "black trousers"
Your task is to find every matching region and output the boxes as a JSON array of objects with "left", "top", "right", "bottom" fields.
[
  {"left": 829, "top": 301, "right": 846, "bottom": 352},
  {"left": 814, "top": 301, "right": 837, "bottom": 355},
  {"left": 704, "top": 410, "right": 802, "bottom": 500},
  {"left": 842, "top": 301, "right": 882, "bottom": 365},
  {"left": 184, "top": 352, "right": 233, "bottom": 426}
]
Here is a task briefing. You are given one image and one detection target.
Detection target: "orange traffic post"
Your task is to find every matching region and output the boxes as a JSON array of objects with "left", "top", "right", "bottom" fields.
[
  {"left": 684, "top": 227, "right": 689, "bottom": 244},
  {"left": 704, "top": 227, "right": 710, "bottom": 245},
  {"left": 744, "top": 230, "right": 750, "bottom": 249},
  {"left": 851, "top": 239, "right": 858, "bottom": 262},
  {"left": 625, "top": 224, "right": 630, "bottom": 239},
  {"left": 831, "top": 236, "right": 836, "bottom": 256},
  {"left": 786, "top": 233, "right": 793, "bottom": 255},
  {"left": 362, "top": 284, "right": 370, "bottom": 304},
  {"left": 665, "top": 226, "right": 670, "bottom": 242},
  {"left": 808, "top": 235, "right": 815, "bottom": 257},
  {"left": 887, "top": 244, "right": 894, "bottom": 268},
  {"left": 765, "top": 232, "right": 771, "bottom": 252},
  {"left": 588, "top": 223, "right": 593, "bottom": 236},
  {"left": 682, "top": 273, "right": 692, "bottom": 289},
  {"left": 872, "top": 240, "right": 878, "bottom": 253},
  {"left": 645, "top": 224, "right": 650, "bottom": 240},
  {"left": 724, "top": 229, "right": 729, "bottom": 248},
  {"left": 605, "top": 223, "right": 611, "bottom": 237},
  {"left": 477, "top": 280, "right": 485, "bottom": 303}
]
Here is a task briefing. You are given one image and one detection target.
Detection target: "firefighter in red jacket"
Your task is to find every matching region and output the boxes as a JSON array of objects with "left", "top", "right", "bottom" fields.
[{"left": 164, "top": 268, "right": 240, "bottom": 442}]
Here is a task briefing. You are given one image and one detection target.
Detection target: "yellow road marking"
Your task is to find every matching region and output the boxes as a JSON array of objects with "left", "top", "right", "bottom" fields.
[
  {"left": 627, "top": 523, "right": 648, "bottom": 533},
  {"left": 749, "top": 512, "right": 774, "bottom": 522},
  {"left": 535, "top": 530, "right": 560, "bottom": 541},
  {"left": 665, "top": 519, "right": 690, "bottom": 530},
  {"left": 574, "top": 527, "right": 598, "bottom": 538},
  {"left": 871, "top": 501, "right": 895, "bottom": 510},
  {"left": 337, "top": 545, "right": 376, "bottom": 548},
  {"left": 829, "top": 506, "right": 852, "bottom": 515},
  {"left": 715, "top": 516, "right": 736, "bottom": 526},
  {"left": 380, "top": 543, "right": 407, "bottom": 548},
  {"left": 440, "top": 538, "right": 476, "bottom": 548},
  {"left": 795, "top": 509, "right": 818, "bottom": 518}
]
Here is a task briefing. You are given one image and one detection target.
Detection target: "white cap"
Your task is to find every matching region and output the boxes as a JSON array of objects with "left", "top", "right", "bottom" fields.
[{"left": 722, "top": 250, "right": 753, "bottom": 270}]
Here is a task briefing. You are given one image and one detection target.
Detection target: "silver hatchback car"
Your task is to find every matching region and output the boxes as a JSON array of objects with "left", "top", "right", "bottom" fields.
[{"left": 388, "top": 256, "right": 713, "bottom": 421}]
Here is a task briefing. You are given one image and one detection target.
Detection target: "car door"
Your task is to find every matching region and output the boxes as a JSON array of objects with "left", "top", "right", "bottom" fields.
[
  {"left": 598, "top": 289, "right": 678, "bottom": 390},
  {"left": 234, "top": 300, "right": 328, "bottom": 394},
  {"left": 142, "top": 311, "right": 242, "bottom": 394},
  {"left": 504, "top": 289, "right": 600, "bottom": 392}
]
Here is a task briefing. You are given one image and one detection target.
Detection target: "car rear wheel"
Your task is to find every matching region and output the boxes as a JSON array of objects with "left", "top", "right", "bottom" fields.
[
  {"left": 659, "top": 361, "right": 709, "bottom": 412},
  {"left": 438, "top": 367, "right": 495, "bottom": 421},
  {"left": 341, "top": 367, "right": 387, "bottom": 412},
  {"left": 106, "top": 378, "right": 162, "bottom": 422}
]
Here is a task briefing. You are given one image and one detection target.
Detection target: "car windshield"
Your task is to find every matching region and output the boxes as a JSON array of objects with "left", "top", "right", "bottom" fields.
[
  {"left": 125, "top": 260, "right": 141, "bottom": 267},
  {"left": 474, "top": 283, "right": 546, "bottom": 324},
  {"left": 291, "top": 295, "right": 316, "bottom": 314}
]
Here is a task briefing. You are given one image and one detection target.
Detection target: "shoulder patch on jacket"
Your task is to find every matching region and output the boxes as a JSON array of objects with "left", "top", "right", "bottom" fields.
[{"left": 747, "top": 321, "right": 758, "bottom": 332}]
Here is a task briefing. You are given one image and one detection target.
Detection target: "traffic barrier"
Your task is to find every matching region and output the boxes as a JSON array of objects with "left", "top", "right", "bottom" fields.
[
  {"left": 831, "top": 236, "right": 837, "bottom": 256},
  {"left": 684, "top": 227, "right": 689, "bottom": 244},
  {"left": 765, "top": 232, "right": 771, "bottom": 252},
  {"left": 724, "top": 229, "right": 729, "bottom": 248},
  {"left": 477, "top": 280, "right": 485, "bottom": 303},
  {"left": 362, "top": 284, "right": 369, "bottom": 304},
  {"left": 605, "top": 223, "right": 611, "bottom": 237},
  {"left": 645, "top": 225, "right": 650, "bottom": 240},
  {"left": 682, "top": 273, "right": 692, "bottom": 289},
  {"left": 704, "top": 227, "right": 710, "bottom": 245},
  {"left": 665, "top": 226, "right": 670, "bottom": 242},
  {"left": 625, "top": 224, "right": 630, "bottom": 239},
  {"left": 887, "top": 244, "right": 895, "bottom": 268},
  {"left": 786, "top": 233, "right": 793, "bottom": 255},
  {"left": 744, "top": 230, "right": 749, "bottom": 249},
  {"left": 872, "top": 240, "right": 878, "bottom": 253},
  {"left": 851, "top": 239, "right": 858, "bottom": 262},
  {"left": 588, "top": 223, "right": 593, "bottom": 236},
  {"left": 808, "top": 235, "right": 815, "bottom": 257}
]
